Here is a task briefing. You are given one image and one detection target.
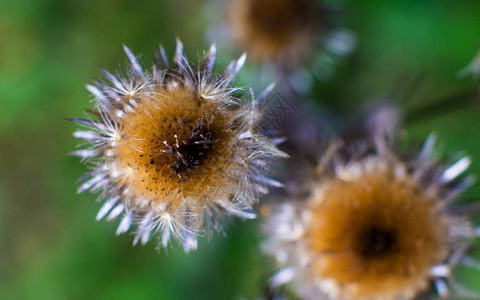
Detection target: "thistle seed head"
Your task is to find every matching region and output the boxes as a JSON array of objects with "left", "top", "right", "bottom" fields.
[
  {"left": 71, "top": 41, "right": 286, "bottom": 252},
  {"left": 227, "top": 0, "right": 321, "bottom": 67},
  {"left": 264, "top": 134, "right": 478, "bottom": 299}
]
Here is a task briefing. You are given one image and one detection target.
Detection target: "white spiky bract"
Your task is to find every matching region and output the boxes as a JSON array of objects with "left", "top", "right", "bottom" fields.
[
  {"left": 263, "top": 134, "right": 479, "bottom": 299},
  {"left": 71, "top": 40, "right": 286, "bottom": 252}
]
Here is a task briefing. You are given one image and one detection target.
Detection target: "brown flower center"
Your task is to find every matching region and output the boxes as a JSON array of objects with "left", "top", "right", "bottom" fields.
[
  {"left": 114, "top": 86, "right": 238, "bottom": 209},
  {"left": 229, "top": 0, "right": 319, "bottom": 63},
  {"left": 358, "top": 226, "right": 397, "bottom": 259},
  {"left": 160, "top": 126, "right": 215, "bottom": 180},
  {"left": 305, "top": 169, "right": 449, "bottom": 299}
]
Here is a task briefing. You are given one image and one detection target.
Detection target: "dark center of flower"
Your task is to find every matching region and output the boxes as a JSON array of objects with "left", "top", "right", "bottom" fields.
[
  {"left": 358, "top": 226, "right": 397, "bottom": 259},
  {"left": 249, "top": 0, "right": 312, "bottom": 34},
  {"left": 161, "top": 126, "right": 215, "bottom": 182}
]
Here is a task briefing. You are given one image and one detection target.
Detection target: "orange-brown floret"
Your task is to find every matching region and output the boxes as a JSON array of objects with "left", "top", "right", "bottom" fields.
[
  {"left": 116, "top": 86, "right": 238, "bottom": 211},
  {"left": 305, "top": 170, "right": 449, "bottom": 299}
]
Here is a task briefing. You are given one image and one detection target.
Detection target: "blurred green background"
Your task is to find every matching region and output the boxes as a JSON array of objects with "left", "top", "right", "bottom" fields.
[{"left": 1, "top": 0, "right": 480, "bottom": 299}]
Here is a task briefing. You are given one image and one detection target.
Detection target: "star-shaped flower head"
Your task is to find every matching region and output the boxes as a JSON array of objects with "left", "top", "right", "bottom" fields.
[
  {"left": 264, "top": 133, "right": 479, "bottom": 299},
  {"left": 218, "top": 0, "right": 356, "bottom": 88},
  {"left": 71, "top": 40, "right": 286, "bottom": 252}
]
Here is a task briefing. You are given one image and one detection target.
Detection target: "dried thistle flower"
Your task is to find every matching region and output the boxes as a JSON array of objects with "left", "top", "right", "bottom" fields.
[
  {"left": 227, "top": 0, "right": 320, "bottom": 67},
  {"left": 214, "top": 0, "right": 356, "bottom": 89},
  {"left": 264, "top": 134, "right": 479, "bottom": 299},
  {"left": 71, "top": 40, "right": 286, "bottom": 252}
]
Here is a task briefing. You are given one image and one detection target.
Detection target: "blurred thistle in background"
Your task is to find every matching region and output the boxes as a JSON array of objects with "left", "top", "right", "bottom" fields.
[
  {"left": 227, "top": 0, "right": 320, "bottom": 68},
  {"left": 264, "top": 126, "right": 480, "bottom": 299},
  {"left": 207, "top": 0, "right": 356, "bottom": 92},
  {"left": 71, "top": 41, "right": 286, "bottom": 252}
]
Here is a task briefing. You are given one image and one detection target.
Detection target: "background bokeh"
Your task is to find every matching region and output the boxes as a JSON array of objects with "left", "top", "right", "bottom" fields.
[{"left": 1, "top": 0, "right": 480, "bottom": 299}]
